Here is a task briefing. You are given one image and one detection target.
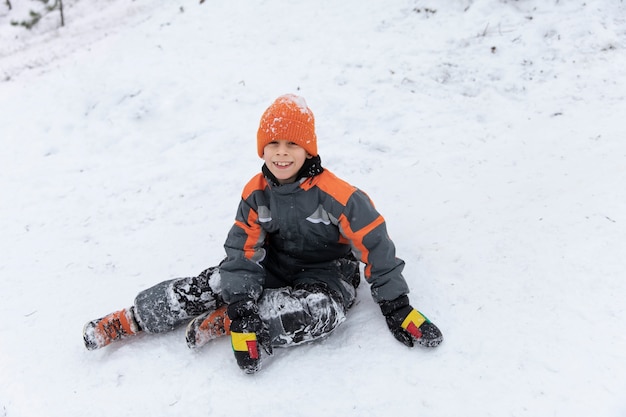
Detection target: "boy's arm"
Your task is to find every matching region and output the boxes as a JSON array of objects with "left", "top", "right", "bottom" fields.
[
  {"left": 338, "top": 189, "right": 409, "bottom": 303},
  {"left": 340, "top": 189, "right": 443, "bottom": 348},
  {"left": 219, "top": 196, "right": 267, "bottom": 304}
]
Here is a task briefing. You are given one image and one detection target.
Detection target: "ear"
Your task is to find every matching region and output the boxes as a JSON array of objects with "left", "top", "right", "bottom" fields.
[{"left": 306, "top": 153, "right": 313, "bottom": 159}]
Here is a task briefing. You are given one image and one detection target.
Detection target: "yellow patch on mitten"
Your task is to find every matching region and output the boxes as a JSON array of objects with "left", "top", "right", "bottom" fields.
[
  {"left": 401, "top": 309, "right": 426, "bottom": 333},
  {"left": 231, "top": 331, "right": 257, "bottom": 352}
]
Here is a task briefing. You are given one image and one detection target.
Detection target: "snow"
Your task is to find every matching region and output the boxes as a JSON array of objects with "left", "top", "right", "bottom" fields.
[
  {"left": 276, "top": 94, "right": 312, "bottom": 114},
  {"left": 1, "top": 0, "right": 625, "bottom": 416}
]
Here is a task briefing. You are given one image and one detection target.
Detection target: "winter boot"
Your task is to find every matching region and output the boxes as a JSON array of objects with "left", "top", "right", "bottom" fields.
[
  {"left": 185, "top": 305, "right": 231, "bottom": 349},
  {"left": 83, "top": 307, "right": 141, "bottom": 350}
]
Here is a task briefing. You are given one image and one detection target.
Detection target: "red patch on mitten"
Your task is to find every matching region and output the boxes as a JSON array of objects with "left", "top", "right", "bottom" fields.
[
  {"left": 247, "top": 340, "right": 259, "bottom": 359},
  {"left": 406, "top": 321, "right": 423, "bottom": 340}
]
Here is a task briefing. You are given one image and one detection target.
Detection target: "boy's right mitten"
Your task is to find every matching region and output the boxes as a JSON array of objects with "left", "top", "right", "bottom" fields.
[
  {"left": 379, "top": 295, "right": 443, "bottom": 348},
  {"left": 227, "top": 299, "right": 272, "bottom": 374}
]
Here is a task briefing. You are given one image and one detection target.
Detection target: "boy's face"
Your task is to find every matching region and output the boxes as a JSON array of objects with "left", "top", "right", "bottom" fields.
[{"left": 262, "top": 139, "right": 311, "bottom": 184}]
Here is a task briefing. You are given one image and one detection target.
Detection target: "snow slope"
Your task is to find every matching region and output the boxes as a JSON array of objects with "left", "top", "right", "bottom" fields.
[{"left": 1, "top": 0, "right": 625, "bottom": 416}]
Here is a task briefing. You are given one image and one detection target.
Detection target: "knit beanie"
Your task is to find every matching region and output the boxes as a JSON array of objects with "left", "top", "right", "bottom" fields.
[{"left": 257, "top": 94, "right": 318, "bottom": 157}]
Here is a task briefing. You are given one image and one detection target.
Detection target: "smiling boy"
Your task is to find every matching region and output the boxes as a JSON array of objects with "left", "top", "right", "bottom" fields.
[{"left": 84, "top": 94, "right": 443, "bottom": 374}]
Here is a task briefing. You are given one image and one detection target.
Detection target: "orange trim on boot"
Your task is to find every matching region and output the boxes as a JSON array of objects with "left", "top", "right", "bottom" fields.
[
  {"left": 198, "top": 305, "right": 231, "bottom": 338},
  {"left": 89, "top": 308, "right": 139, "bottom": 349}
]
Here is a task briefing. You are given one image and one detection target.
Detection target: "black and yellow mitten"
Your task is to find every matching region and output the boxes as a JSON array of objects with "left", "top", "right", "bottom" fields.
[
  {"left": 227, "top": 299, "right": 272, "bottom": 374},
  {"left": 380, "top": 295, "right": 443, "bottom": 348}
]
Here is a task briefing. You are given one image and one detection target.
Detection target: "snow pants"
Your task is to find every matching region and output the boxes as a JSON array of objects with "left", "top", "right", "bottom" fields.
[{"left": 132, "top": 260, "right": 360, "bottom": 348}]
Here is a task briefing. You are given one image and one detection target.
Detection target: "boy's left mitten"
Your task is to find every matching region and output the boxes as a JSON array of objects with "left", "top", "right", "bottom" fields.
[
  {"left": 380, "top": 295, "right": 443, "bottom": 348},
  {"left": 227, "top": 299, "right": 272, "bottom": 374}
]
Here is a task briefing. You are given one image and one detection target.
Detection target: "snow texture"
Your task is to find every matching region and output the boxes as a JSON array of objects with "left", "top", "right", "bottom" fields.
[
  {"left": 1, "top": 0, "right": 626, "bottom": 416},
  {"left": 277, "top": 93, "right": 312, "bottom": 115}
]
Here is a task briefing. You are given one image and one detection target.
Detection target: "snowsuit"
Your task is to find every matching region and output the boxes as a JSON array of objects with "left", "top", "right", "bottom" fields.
[{"left": 132, "top": 167, "right": 410, "bottom": 347}]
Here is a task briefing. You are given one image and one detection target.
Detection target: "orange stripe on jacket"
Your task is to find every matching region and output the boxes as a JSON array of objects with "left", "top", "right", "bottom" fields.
[
  {"left": 234, "top": 209, "right": 261, "bottom": 261},
  {"left": 234, "top": 173, "right": 268, "bottom": 261},
  {"left": 338, "top": 213, "right": 385, "bottom": 278}
]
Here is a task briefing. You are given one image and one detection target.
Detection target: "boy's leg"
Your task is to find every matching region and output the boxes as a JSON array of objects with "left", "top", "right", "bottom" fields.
[
  {"left": 256, "top": 255, "right": 360, "bottom": 348},
  {"left": 83, "top": 267, "right": 222, "bottom": 350},
  {"left": 186, "top": 257, "right": 359, "bottom": 349},
  {"left": 186, "top": 283, "right": 347, "bottom": 349},
  {"left": 259, "top": 283, "right": 347, "bottom": 347},
  {"left": 134, "top": 266, "right": 222, "bottom": 333}
]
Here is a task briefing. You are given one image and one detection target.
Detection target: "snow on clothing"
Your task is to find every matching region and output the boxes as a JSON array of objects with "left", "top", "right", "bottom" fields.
[
  {"left": 131, "top": 268, "right": 350, "bottom": 348},
  {"left": 129, "top": 162, "right": 410, "bottom": 348},
  {"left": 219, "top": 165, "right": 410, "bottom": 307},
  {"left": 82, "top": 94, "right": 442, "bottom": 356}
]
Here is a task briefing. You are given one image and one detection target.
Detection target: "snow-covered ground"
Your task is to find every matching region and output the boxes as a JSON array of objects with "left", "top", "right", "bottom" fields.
[{"left": 1, "top": 0, "right": 625, "bottom": 416}]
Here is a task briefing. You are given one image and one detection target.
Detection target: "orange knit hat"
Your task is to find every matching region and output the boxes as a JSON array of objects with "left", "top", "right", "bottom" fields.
[{"left": 257, "top": 94, "right": 317, "bottom": 157}]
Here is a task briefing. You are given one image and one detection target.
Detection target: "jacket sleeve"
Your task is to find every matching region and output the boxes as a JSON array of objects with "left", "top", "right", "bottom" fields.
[
  {"left": 338, "top": 189, "right": 409, "bottom": 303},
  {"left": 219, "top": 187, "right": 267, "bottom": 304}
]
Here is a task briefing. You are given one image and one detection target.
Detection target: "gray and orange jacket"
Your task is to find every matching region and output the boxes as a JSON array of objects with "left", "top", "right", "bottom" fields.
[{"left": 219, "top": 168, "right": 410, "bottom": 306}]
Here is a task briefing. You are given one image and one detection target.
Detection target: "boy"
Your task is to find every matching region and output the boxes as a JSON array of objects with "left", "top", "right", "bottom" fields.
[{"left": 83, "top": 94, "right": 443, "bottom": 374}]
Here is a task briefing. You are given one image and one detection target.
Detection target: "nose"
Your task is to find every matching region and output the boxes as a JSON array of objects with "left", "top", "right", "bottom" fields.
[{"left": 275, "top": 142, "right": 289, "bottom": 154}]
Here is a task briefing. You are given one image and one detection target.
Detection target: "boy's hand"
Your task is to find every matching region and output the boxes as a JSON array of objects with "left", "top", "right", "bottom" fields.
[
  {"left": 379, "top": 295, "right": 443, "bottom": 348},
  {"left": 227, "top": 299, "right": 272, "bottom": 374}
]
